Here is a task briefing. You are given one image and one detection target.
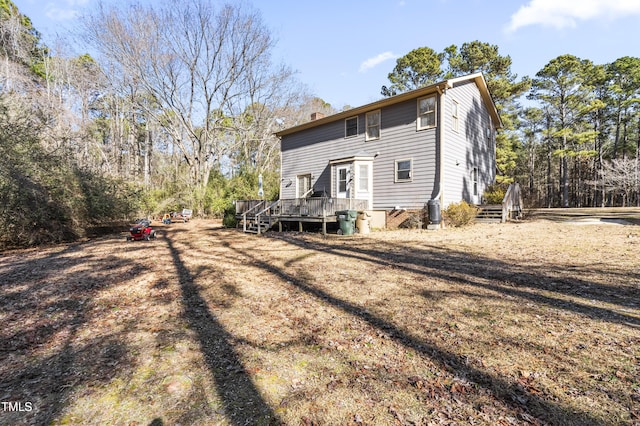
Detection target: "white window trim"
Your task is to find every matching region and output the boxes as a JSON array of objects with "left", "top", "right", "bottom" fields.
[
  {"left": 417, "top": 95, "right": 437, "bottom": 131},
  {"left": 345, "top": 116, "right": 358, "bottom": 138},
  {"left": 452, "top": 99, "right": 459, "bottom": 133},
  {"left": 337, "top": 167, "right": 348, "bottom": 194},
  {"left": 357, "top": 163, "right": 370, "bottom": 192},
  {"left": 395, "top": 158, "right": 413, "bottom": 183},
  {"left": 365, "top": 110, "right": 381, "bottom": 141}
]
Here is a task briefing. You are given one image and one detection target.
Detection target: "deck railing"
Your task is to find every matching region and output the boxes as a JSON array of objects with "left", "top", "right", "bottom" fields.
[
  {"left": 254, "top": 199, "right": 282, "bottom": 234},
  {"left": 235, "top": 200, "right": 264, "bottom": 215},
  {"left": 278, "top": 197, "right": 369, "bottom": 217},
  {"left": 235, "top": 198, "right": 369, "bottom": 217},
  {"left": 240, "top": 200, "right": 266, "bottom": 233},
  {"left": 502, "top": 183, "right": 523, "bottom": 221}
]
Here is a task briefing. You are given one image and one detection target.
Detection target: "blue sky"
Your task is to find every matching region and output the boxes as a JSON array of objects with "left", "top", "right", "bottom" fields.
[{"left": 14, "top": 0, "right": 640, "bottom": 109}]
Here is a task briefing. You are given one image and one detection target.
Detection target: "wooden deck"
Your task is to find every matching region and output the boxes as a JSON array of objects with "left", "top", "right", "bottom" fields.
[{"left": 235, "top": 198, "right": 369, "bottom": 234}]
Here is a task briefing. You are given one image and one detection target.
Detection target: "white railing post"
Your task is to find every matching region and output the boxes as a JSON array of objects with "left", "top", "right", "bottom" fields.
[
  {"left": 257, "top": 212, "right": 261, "bottom": 235},
  {"left": 502, "top": 184, "right": 511, "bottom": 223}
]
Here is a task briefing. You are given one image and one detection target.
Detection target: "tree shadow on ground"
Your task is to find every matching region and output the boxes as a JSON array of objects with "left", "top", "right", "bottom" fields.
[
  {"left": 272, "top": 234, "right": 639, "bottom": 327},
  {"left": 220, "top": 230, "right": 633, "bottom": 426},
  {"left": 0, "top": 239, "right": 136, "bottom": 425},
  {"left": 163, "top": 230, "right": 279, "bottom": 426}
]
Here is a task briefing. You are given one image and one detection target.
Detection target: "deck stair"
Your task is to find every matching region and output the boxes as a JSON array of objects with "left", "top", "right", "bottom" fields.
[
  {"left": 241, "top": 200, "right": 281, "bottom": 234},
  {"left": 475, "top": 183, "right": 524, "bottom": 224},
  {"left": 243, "top": 216, "right": 274, "bottom": 234},
  {"left": 475, "top": 204, "right": 503, "bottom": 223}
]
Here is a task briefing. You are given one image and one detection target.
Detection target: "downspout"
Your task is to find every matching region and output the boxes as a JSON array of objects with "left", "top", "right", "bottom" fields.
[
  {"left": 425, "top": 82, "right": 448, "bottom": 229},
  {"left": 433, "top": 82, "right": 448, "bottom": 205}
]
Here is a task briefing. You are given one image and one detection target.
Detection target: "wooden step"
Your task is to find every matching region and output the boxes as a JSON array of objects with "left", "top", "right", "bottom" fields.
[
  {"left": 476, "top": 205, "right": 503, "bottom": 223},
  {"left": 243, "top": 217, "right": 275, "bottom": 234}
]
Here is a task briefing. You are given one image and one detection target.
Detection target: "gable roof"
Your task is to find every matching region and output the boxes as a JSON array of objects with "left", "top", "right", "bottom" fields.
[{"left": 275, "top": 73, "right": 502, "bottom": 138}]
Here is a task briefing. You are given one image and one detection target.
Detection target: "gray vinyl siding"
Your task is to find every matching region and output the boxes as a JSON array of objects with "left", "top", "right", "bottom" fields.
[
  {"left": 281, "top": 98, "right": 437, "bottom": 210},
  {"left": 280, "top": 76, "right": 498, "bottom": 211},
  {"left": 442, "top": 80, "right": 496, "bottom": 207},
  {"left": 280, "top": 122, "right": 341, "bottom": 198}
]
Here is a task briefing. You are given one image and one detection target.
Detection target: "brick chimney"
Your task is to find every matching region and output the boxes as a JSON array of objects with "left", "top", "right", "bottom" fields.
[{"left": 310, "top": 112, "right": 325, "bottom": 121}]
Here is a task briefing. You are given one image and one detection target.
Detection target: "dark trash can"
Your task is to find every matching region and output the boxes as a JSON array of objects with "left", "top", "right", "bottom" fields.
[
  {"left": 427, "top": 199, "right": 441, "bottom": 225},
  {"left": 336, "top": 210, "right": 357, "bottom": 235}
]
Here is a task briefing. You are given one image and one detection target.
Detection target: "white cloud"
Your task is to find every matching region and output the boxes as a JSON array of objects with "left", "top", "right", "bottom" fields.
[
  {"left": 359, "top": 51, "right": 399, "bottom": 73},
  {"left": 44, "top": 0, "right": 89, "bottom": 21},
  {"left": 45, "top": 7, "right": 79, "bottom": 21},
  {"left": 505, "top": 0, "right": 640, "bottom": 33}
]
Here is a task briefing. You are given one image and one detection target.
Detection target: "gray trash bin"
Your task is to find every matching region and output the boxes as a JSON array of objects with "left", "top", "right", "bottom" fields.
[{"left": 427, "top": 199, "right": 441, "bottom": 225}]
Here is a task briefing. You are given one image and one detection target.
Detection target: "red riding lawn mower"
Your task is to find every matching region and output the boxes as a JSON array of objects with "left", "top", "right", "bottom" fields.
[{"left": 126, "top": 219, "right": 157, "bottom": 241}]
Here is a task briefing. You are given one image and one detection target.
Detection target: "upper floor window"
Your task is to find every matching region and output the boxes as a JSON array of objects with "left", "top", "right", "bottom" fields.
[
  {"left": 365, "top": 110, "right": 380, "bottom": 141},
  {"left": 452, "top": 100, "right": 459, "bottom": 132},
  {"left": 417, "top": 95, "right": 436, "bottom": 130},
  {"left": 395, "top": 159, "right": 412, "bottom": 182},
  {"left": 345, "top": 116, "right": 358, "bottom": 138}
]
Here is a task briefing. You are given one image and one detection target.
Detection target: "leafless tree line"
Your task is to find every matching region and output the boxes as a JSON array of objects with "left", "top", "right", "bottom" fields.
[
  {"left": 1, "top": 0, "right": 326, "bottom": 217},
  {"left": 520, "top": 55, "right": 640, "bottom": 208}
]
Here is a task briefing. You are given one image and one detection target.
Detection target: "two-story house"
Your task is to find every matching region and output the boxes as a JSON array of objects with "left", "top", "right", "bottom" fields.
[
  {"left": 236, "top": 72, "right": 501, "bottom": 233},
  {"left": 273, "top": 72, "right": 501, "bottom": 228}
]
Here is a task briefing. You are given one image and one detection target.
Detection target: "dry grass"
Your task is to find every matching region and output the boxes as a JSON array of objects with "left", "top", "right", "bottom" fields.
[{"left": 1, "top": 218, "right": 639, "bottom": 425}]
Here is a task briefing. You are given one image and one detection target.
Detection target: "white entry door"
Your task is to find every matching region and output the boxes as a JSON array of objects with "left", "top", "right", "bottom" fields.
[{"left": 336, "top": 165, "right": 349, "bottom": 198}]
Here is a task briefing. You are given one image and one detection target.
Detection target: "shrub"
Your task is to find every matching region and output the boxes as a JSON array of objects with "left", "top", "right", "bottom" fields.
[
  {"left": 222, "top": 204, "right": 237, "bottom": 228},
  {"left": 0, "top": 98, "right": 138, "bottom": 249},
  {"left": 443, "top": 201, "right": 478, "bottom": 227},
  {"left": 483, "top": 183, "right": 507, "bottom": 204}
]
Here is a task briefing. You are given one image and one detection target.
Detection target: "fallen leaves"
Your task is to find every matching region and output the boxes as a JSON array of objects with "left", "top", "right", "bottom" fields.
[{"left": 1, "top": 220, "right": 639, "bottom": 425}]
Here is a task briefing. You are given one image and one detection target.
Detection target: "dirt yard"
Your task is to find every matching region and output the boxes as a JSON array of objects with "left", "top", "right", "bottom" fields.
[{"left": 1, "top": 216, "right": 639, "bottom": 425}]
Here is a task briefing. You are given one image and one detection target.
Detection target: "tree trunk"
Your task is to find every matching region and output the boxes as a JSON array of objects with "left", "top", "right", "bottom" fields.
[
  {"left": 144, "top": 128, "right": 152, "bottom": 187},
  {"left": 636, "top": 117, "right": 640, "bottom": 206},
  {"left": 613, "top": 108, "right": 621, "bottom": 159},
  {"left": 560, "top": 101, "right": 569, "bottom": 208}
]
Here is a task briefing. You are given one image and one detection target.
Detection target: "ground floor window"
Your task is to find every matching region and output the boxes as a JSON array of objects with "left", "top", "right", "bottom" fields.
[
  {"left": 358, "top": 164, "right": 369, "bottom": 191},
  {"left": 395, "top": 159, "right": 412, "bottom": 182},
  {"left": 338, "top": 168, "right": 348, "bottom": 192}
]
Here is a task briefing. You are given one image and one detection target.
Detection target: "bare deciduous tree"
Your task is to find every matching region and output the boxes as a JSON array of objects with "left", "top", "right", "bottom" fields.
[
  {"left": 601, "top": 158, "right": 640, "bottom": 206},
  {"left": 83, "top": 0, "right": 297, "bottom": 211}
]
